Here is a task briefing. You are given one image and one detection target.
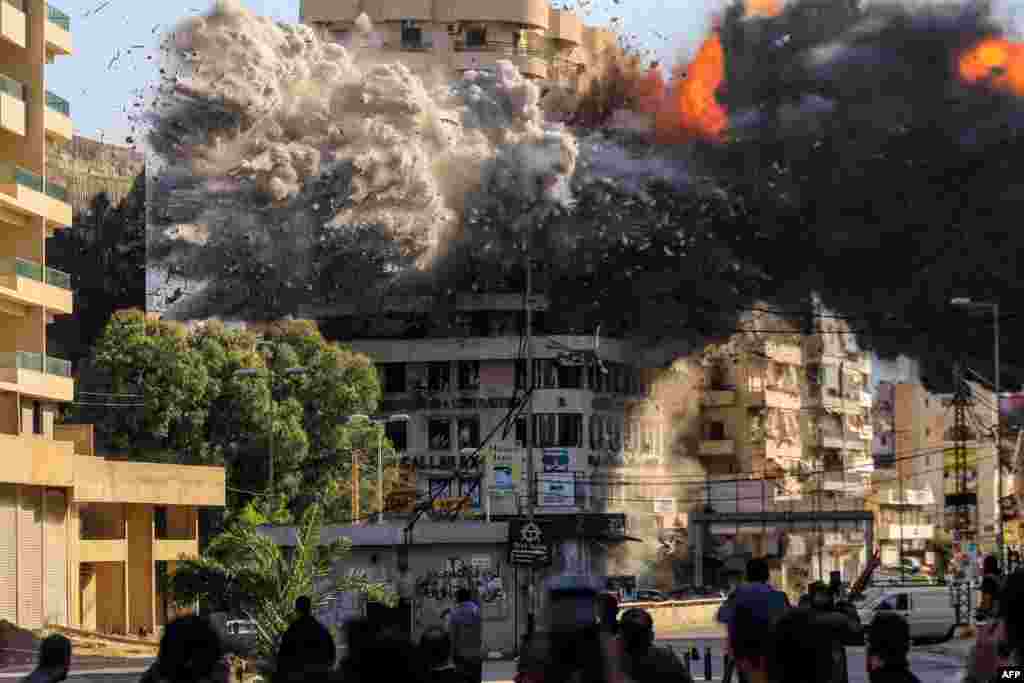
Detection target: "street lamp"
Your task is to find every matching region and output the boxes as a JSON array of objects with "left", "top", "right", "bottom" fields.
[
  {"left": 951, "top": 297, "right": 1002, "bottom": 570},
  {"left": 347, "top": 413, "right": 411, "bottom": 523},
  {"left": 234, "top": 365, "right": 309, "bottom": 495}
]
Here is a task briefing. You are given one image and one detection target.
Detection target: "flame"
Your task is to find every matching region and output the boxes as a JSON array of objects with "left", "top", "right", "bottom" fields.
[
  {"left": 959, "top": 37, "right": 1024, "bottom": 96},
  {"left": 656, "top": 32, "right": 729, "bottom": 143},
  {"left": 746, "top": 0, "right": 783, "bottom": 18}
]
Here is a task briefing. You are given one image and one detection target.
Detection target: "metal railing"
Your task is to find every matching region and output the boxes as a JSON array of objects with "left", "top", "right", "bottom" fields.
[
  {"left": 46, "top": 3, "right": 70, "bottom": 31},
  {"left": 44, "top": 178, "right": 68, "bottom": 203},
  {"left": 45, "top": 90, "right": 69, "bottom": 116},
  {"left": 0, "top": 73, "right": 25, "bottom": 101},
  {"left": 0, "top": 351, "right": 71, "bottom": 376},
  {"left": 3, "top": 257, "right": 72, "bottom": 289}
]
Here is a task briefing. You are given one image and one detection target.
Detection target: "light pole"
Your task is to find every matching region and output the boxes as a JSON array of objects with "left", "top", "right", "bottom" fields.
[
  {"left": 348, "top": 413, "right": 411, "bottom": 523},
  {"left": 234, "top": 364, "right": 309, "bottom": 495},
  {"left": 951, "top": 297, "right": 1002, "bottom": 569}
]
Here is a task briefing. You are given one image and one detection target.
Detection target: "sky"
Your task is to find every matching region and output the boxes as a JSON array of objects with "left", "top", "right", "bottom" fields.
[{"left": 45, "top": 0, "right": 716, "bottom": 146}]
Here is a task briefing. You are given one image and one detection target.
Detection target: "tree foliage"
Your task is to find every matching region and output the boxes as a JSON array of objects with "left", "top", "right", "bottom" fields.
[
  {"left": 71, "top": 310, "right": 397, "bottom": 522},
  {"left": 168, "top": 501, "right": 396, "bottom": 660}
]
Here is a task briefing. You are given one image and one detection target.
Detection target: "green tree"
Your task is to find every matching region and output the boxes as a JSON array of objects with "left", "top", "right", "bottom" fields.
[
  {"left": 168, "top": 501, "right": 396, "bottom": 660},
  {"left": 70, "top": 311, "right": 399, "bottom": 522}
]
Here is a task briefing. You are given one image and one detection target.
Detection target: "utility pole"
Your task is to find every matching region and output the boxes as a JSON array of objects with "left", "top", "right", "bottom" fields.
[
  {"left": 949, "top": 363, "right": 976, "bottom": 625},
  {"left": 523, "top": 212, "right": 536, "bottom": 639},
  {"left": 994, "top": 303, "right": 1003, "bottom": 572}
]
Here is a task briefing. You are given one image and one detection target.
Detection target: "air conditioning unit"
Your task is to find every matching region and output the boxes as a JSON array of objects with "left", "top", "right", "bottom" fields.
[{"left": 448, "top": 24, "right": 459, "bottom": 34}]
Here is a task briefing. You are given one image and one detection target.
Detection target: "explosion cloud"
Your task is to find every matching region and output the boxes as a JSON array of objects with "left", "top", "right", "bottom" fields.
[{"left": 147, "top": 0, "right": 1024, "bottom": 389}]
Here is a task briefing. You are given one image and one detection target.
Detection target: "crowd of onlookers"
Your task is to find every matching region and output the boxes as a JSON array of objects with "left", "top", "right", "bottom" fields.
[{"left": 14, "top": 556, "right": 1024, "bottom": 683}]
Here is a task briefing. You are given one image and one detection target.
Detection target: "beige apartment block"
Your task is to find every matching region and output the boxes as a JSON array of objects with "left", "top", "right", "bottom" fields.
[
  {"left": 0, "top": 7, "right": 226, "bottom": 634},
  {"left": 0, "top": 424, "right": 225, "bottom": 634},
  {"left": 300, "top": 0, "right": 620, "bottom": 93}
]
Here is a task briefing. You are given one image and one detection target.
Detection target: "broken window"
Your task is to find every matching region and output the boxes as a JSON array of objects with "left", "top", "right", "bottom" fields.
[
  {"left": 427, "top": 362, "right": 450, "bottom": 392},
  {"left": 457, "top": 417, "right": 480, "bottom": 449}
]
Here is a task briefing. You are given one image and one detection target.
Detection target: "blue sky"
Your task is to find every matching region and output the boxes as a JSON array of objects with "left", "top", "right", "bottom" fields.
[{"left": 45, "top": 0, "right": 716, "bottom": 145}]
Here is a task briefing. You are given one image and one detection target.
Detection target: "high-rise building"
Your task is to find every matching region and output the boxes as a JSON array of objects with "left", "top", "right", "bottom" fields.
[
  {"left": 0, "top": 2, "right": 225, "bottom": 634},
  {"left": 299, "top": 0, "right": 621, "bottom": 94}
]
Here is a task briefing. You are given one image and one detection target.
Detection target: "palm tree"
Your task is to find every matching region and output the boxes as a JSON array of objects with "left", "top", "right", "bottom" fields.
[{"left": 167, "top": 500, "right": 396, "bottom": 660}]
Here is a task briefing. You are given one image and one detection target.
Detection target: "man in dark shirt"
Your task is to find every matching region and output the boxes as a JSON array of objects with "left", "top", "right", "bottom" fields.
[
  {"left": 276, "top": 595, "right": 336, "bottom": 682},
  {"left": 619, "top": 608, "right": 693, "bottom": 683},
  {"left": 979, "top": 555, "right": 1003, "bottom": 621}
]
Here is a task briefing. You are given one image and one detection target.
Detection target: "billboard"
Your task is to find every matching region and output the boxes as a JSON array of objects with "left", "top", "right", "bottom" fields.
[
  {"left": 539, "top": 474, "right": 575, "bottom": 506},
  {"left": 491, "top": 445, "right": 522, "bottom": 497}
]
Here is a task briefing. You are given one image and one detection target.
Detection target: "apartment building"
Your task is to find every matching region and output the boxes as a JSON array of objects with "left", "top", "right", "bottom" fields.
[
  {"left": 878, "top": 379, "right": 1000, "bottom": 561},
  {"left": 696, "top": 326, "right": 875, "bottom": 587},
  {"left": 0, "top": 5, "right": 226, "bottom": 634},
  {"left": 869, "top": 381, "right": 939, "bottom": 569},
  {"left": 299, "top": 0, "right": 620, "bottom": 94}
]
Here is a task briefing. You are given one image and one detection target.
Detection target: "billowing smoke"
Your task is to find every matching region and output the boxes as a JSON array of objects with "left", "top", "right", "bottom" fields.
[{"left": 147, "top": 0, "right": 585, "bottom": 319}]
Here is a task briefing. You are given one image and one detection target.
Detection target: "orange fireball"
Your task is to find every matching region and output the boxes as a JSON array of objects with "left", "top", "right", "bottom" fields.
[
  {"left": 746, "top": 0, "right": 784, "bottom": 19},
  {"left": 656, "top": 32, "right": 729, "bottom": 143},
  {"left": 959, "top": 37, "right": 1024, "bottom": 97}
]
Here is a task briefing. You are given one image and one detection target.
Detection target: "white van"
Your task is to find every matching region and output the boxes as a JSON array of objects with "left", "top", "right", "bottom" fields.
[{"left": 856, "top": 586, "right": 957, "bottom": 642}]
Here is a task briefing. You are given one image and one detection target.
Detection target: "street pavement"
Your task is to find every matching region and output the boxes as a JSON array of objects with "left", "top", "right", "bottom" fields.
[{"left": 0, "top": 639, "right": 966, "bottom": 683}]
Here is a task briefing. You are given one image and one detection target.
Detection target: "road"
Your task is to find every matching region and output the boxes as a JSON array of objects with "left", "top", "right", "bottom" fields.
[{"left": 0, "top": 641, "right": 965, "bottom": 683}]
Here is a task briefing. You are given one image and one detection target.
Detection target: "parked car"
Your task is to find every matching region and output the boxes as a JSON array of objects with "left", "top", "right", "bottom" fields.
[{"left": 857, "top": 586, "right": 957, "bottom": 644}]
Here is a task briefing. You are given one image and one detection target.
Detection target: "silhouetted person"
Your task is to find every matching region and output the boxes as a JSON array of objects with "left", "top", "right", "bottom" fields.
[
  {"left": 140, "top": 615, "right": 229, "bottom": 683},
  {"left": 717, "top": 558, "right": 789, "bottom": 683},
  {"left": 277, "top": 596, "right": 336, "bottom": 683},
  {"left": 22, "top": 634, "right": 71, "bottom": 683},
  {"left": 449, "top": 589, "right": 482, "bottom": 683},
  {"left": 619, "top": 608, "right": 693, "bottom": 683},
  {"left": 866, "top": 613, "right": 920, "bottom": 683},
  {"left": 420, "top": 626, "right": 463, "bottom": 683},
  {"left": 735, "top": 607, "right": 835, "bottom": 683},
  {"left": 979, "top": 555, "right": 1002, "bottom": 620},
  {"left": 332, "top": 627, "right": 420, "bottom": 683}
]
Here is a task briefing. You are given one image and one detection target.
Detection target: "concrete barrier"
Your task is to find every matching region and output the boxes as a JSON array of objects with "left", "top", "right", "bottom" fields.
[{"left": 618, "top": 599, "right": 725, "bottom": 635}]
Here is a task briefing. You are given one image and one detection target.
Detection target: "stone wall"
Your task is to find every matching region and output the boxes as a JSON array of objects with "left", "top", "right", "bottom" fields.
[
  {"left": 619, "top": 598, "right": 725, "bottom": 636},
  {"left": 46, "top": 135, "right": 144, "bottom": 214}
]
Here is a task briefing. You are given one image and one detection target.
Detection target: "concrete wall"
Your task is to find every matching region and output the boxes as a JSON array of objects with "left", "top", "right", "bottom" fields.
[
  {"left": 93, "top": 562, "right": 124, "bottom": 634},
  {"left": 126, "top": 504, "right": 154, "bottom": 634},
  {"left": 73, "top": 457, "right": 226, "bottom": 506},
  {"left": 619, "top": 599, "right": 725, "bottom": 636}
]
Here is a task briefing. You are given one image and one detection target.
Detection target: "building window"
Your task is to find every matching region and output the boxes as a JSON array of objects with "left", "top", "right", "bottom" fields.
[
  {"left": 458, "top": 361, "right": 480, "bottom": 390},
  {"left": 385, "top": 420, "right": 408, "bottom": 452},
  {"left": 154, "top": 506, "right": 168, "bottom": 539},
  {"left": 590, "top": 361, "right": 609, "bottom": 393},
  {"left": 535, "top": 360, "right": 558, "bottom": 389},
  {"left": 465, "top": 27, "right": 487, "bottom": 48},
  {"left": 536, "top": 414, "right": 557, "bottom": 447},
  {"left": 379, "top": 363, "right": 407, "bottom": 394},
  {"left": 706, "top": 421, "right": 726, "bottom": 441},
  {"left": 428, "top": 418, "right": 451, "bottom": 451},
  {"left": 557, "top": 363, "right": 583, "bottom": 389},
  {"left": 515, "top": 360, "right": 528, "bottom": 390},
  {"left": 458, "top": 416, "right": 481, "bottom": 449},
  {"left": 32, "top": 401, "right": 41, "bottom": 435},
  {"left": 400, "top": 20, "right": 423, "bottom": 49},
  {"left": 427, "top": 362, "right": 450, "bottom": 392},
  {"left": 590, "top": 415, "right": 605, "bottom": 449},
  {"left": 557, "top": 413, "right": 583, "bottom": 447},
  {"left": 515, "top": 416, "right": 527, "bottom": 446}
]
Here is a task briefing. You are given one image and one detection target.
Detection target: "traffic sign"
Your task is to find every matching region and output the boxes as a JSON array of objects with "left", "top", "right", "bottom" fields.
[{"left": 508, "top": 518, "right": 552, "bottom": 567}]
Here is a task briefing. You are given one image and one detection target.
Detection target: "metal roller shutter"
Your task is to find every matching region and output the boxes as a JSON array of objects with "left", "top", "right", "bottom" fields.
[
  {"left": 0, "top": 484, "right": 16, "bottom": 623},
  {"left": 45, "top": 490, "right": 67, "bottom": 626},
  {"left": 19, "top": 488, "right": 43, "bottom": 629}
]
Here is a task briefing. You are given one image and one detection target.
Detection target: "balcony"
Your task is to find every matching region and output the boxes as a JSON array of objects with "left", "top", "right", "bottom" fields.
[
  {"left": 880, "top": 487, "right": 936, "bottom": 506},
  {"left": 820, "top": 433, "right": 868, "bottom": 451},
  {"left": 0, "top": 0, "right": 26, "bottom": 48},
  {"left": 0, "top": 73, "right": 25, "bottom": 136},
  {"left": 79, "top": 539, "right": 127, "bottom": 563},
  {"left": 752, "top": 339, "right": 803, "bottom": 366},
  {"left": 154, "top": 538, "right": 199, "bottom": 561},
  {"left": 699, "top": 439, "right": 735, "bottom": 457},
  {"left": 0, "top": 431, "right": 73, "bottom": 487},
  {"left": 0, "top": 162, "right": 72, "bottom": 227},
  {"left": 750, "top": 439, "right": 802, "bottom": 467},
  {"left": 45, "top": 3, "right": 72, "bottom": 57},
  {"left": 452, "top": 44, "right": 550, "bottom": 79},
  {"left": 72, "top": 457, "right": 226, "bottom": 506},
  {"left": 702, "top": 389, "right": 736, "bottom": 408},
  {"left": 435, "top": 0, "right": 550, "bottom": 29},
  {"left": 44, "top": 90, "right": 71, "bottom": 142},
  {"left": 0, "top": 351, "right": 74, "bottom": 401},
  {"left": 878, "top": 524, "right": 935, "bottom": 541},
  {"left": 747, "top": 387, "right": 801, "bottom": 411},
  {"left": 0, "top": 257, "right": 72, "bottom": 313}
]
